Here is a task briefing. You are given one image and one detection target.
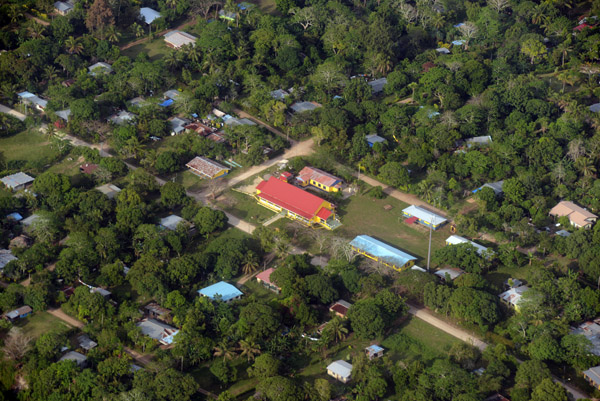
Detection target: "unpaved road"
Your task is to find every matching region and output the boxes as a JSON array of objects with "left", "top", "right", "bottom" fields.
[{"left": 0, "top": 104, "right": 26, "bottom": 121}]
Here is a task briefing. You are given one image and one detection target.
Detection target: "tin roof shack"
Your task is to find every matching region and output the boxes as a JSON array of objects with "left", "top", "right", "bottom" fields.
[
  {"left": 139, "top": 7, "right": 161, "bottom": 24},
  {"left": 17, "top": 91, "right": 48, "bottom": 111},
  {"left": 434, "top": 267, "right": 464, "bottom": 281},
  {"left": 498, "top": 285, "right": 530, "bottom": 312},
  {"left": 365, "top": 134, "right": 387, "bottom": 148},
  {"left": 365, "top": 345, "right": 384, "bottom": 360},
  {"left": 163, "top": 31, "right": 197, "bottom": 49},
  {"left": 144, "top": 303, "right": 172, "bottom": 323},
  {"left": 327, "top": 360, "right": 352, "bottom": 383},
  {"left": 368, "top": 78, "right": 387, "bottom": 94},
  {"left": 3, "top": 306, "right": 32, "bottom": 322},
  {"left": 290, "top": 101, "right": 321, "bottom": 113},
  {"left": 1, "top": 172, "right": 34, "bottom": 191},
  {"left": 88, "top": 62, "right": 113, "bottom": 76},
  {"left": 77, "top": 335, "right": 97, "bottom": 352},
  {"left": 54, "top": 1, "right": 74, "bottom": 15},
  {"left": 472, "top": 180, "right": 504, "bottom": 196},
  {"left": 137, "top": 318, "right": 179, "bottom": 345},
  {"left": 198, "top": 281, "right": 243, "bottom": 303},
  {"left": 186, "top": 156, "right": 230, "bottom": 179},
  {"left": 0, "top": 249, "right": 18, "bottom": 272},
  {"left": 59, "top": 351, "right": 87, "bottom": 367},
  {"left": 159, "top": 215, "right": 193, "bottom": 232},
  {"left": 95, "top": 184, "right": 121, "bottom": 200},
  {"left": 329, "top": 300, "right": 352, "bottom": 318}
]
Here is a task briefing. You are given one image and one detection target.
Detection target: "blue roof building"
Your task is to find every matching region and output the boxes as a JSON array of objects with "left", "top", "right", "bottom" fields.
[
  {"left": 349, "top": 235, "right": 416, "bottom": 271},
  {"left": 365, "top": 344, "right": 384, "bottom": 359},
  {"left": 198, "top": 281, "right": 243, "bottom": 302},
  {"left": 402, "top": 205, "right": 447, "bottom": 230}
]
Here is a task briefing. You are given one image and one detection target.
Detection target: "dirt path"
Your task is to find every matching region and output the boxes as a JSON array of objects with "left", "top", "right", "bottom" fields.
[
  {"left": 120, "top": 18, "right": 197, "bottom": 51},
  {"left": 233, "top": 108, "right": 294, "bottom": 143},
  {"left": 0, "top": 104, "right": 26, "bottom": 121},
  {"left": 20, "top": 263, "right": 55, "bottom": 287},
  {"left": 354, "top": 173, "right": 447, "bottom": 217},
  {"left": 25, "top": 13, "right": 50, "bottom": 26},
  {"left": 47, "top": 307, "right": 84, "bottom": 328}
]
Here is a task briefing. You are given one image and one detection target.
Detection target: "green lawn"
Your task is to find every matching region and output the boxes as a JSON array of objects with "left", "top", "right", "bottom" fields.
[
  {"left": 17, "top": 312, "right": 72, "bottom": 340},
  {"left": 217, "top": 189, "right": 276, "bottom": 224},
  {"left": 122, "top": 37, "right": 170, "bottom": 61},
  {"left": 240, "top": 279, "right": 280, "bottom": 303},
  {"left": 336, "top": 191, "right": 450, "bottom": 261},
  {"left": 485, "top": 264, "right": 539, "bottom": 294},
  {"left": 45, "top": 153, "right": 83, "bottom": 176},
  {"left": 0, "top": 130, "right": 58, "bottom": 164}
]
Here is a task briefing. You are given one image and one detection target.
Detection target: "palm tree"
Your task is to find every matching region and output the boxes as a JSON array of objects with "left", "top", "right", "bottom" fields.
[
  {"left": 555, "top": 39, "right": 573, "bottom": 67},
  {"left": 104, "top": 25, "right": 121, "bottom": 44},
  {"left": 65, "top": 36, "right": 83, "bottom": 55},
  {"left": 8, "top": 5, "right": 24, "bottom": 24},
  {"left": 576, "top": 157, "right": 597, "bottom": 177},
  {"left": 274, "top": 237, "right": 291, "bottom": 260},
  {"left": 238, "top": 339, "right": 261, "bottom": 362},
  {"left": 27, "top": 22, "right": 45, "bottom": 39},
  {"left": 241, "top": 251, "right": 260, "bottom": 275},
  {"left": 164, "top": 49, "right": 181, "bottom": 71},
  {"left": 166, "top": 0, "right": 178, "bottom": 8},
  {"left": 132, "top": 22, "right": 144, "bottom": 38},
  {"left": 418, "top": 181, "right": 434, "bottom": 203},
  {"left": 326, "top": 317, "right": 348, "bottom": 343},
  {"left": 44, "top": 65, "right": 58, "bottom": 82},
  {"left": 213, "top": 341, "right": 236, "bottom": 360}
]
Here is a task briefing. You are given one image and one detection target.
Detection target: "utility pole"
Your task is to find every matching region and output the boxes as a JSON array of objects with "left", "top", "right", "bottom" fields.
[{"left": 427, "top": 215, "right": 435, "bottom": 272}]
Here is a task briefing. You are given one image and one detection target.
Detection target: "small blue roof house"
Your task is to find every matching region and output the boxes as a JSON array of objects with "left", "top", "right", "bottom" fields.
[
  {"left": 365, "top": 134, "right": 387, "bottom": 148},
  {"left": 198, "top": 281, "right": 243, "bottom": 303},
  {"left": 349, "top": 235, "right": 417, "bottom": 272},
  {"left": 365, "top": 344, "right": 384, "bottom": 360}
]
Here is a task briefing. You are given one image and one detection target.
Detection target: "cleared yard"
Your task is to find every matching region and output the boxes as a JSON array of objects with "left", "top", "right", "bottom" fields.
[
  {"left": 17, "top": 311, "right": 72, "bottom": 339},
  {"left": 122, "top": 38, "right": 171, "bottom": 61},
  {"left": 0, "top": 130, "right": 58, "bottom": 163},
  {"left": 216, "top": 189, "right": 275, "bottom": 224}
]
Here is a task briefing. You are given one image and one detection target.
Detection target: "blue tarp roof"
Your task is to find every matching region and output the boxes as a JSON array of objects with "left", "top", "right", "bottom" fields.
[
  {"left": 366, "top": 344, "right": 384, "bottom": 353},
  {"left": 350, "top": 235, "right": 416, "bottom": 267},
  {"left": 6, "top": 213, "right": 23, "bottom": 221},
  {"left": 198, "top": 281, "right": 243, "bottom": 301},
  {"left": 159, "top": 99, "right": 174, "bottom": 107}
]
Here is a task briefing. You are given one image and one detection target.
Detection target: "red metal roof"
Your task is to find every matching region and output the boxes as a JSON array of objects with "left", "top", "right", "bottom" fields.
[
  {"left": 256, "top": 268, "right": 277, "bottom": 286},
  {"left": 297, "top": 166, "right": 341, "bottom": 188},
  {"left": 256, "top": 177, "right": 327, "bottom": 220},
  {"left": 330, "top": 304, "right": 349, "bottom": 316},
  {"left": 405, "top": 216, "right": 418, "bottom": 224},
  {"left": 316, "top": 208, "right": 332, "bottom": 220}
]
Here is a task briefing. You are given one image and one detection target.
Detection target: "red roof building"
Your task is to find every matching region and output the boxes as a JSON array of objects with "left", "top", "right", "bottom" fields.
[
  {"left": 255, "top": 177, "right": 340, "bottom": 229},
  {"left": 79, "top": 163, "right": 98, "bottom": 174},
  {"left": 256, "top": 268, "right": 280, "bottom": 293},
  {"left": 329, "top": 300, "right": 352, "bottom": 318},
  {"left": 297, "top": 166, "right": 343, "bottom": 192}
]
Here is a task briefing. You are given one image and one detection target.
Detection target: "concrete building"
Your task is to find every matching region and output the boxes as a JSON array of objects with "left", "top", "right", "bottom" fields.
[
  {"left": 0, "top": 172, "right": 34, "bottom": 191},
  {"left": 163, "top": 31, "right": 197, "bottom": 49},
  {"left": 550, "top": 201, "right": 597, "bottom": 229},
  {"left": 327, "top": 360, "right": 352, "bottom": 383}
]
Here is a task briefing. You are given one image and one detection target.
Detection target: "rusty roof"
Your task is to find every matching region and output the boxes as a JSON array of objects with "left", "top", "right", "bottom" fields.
[{"left": 186, "top": 156, "right": 229, "bottom": 179}]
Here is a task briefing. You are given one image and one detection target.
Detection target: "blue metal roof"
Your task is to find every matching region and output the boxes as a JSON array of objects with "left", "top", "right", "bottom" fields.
[
  {"left": 159, "top": 99, "right": 174, "bottom": 107},
  {"left": 366, "top": 344, "right": 384, "bottom": 352},
  {"left": 7, "top": 213, "right": 23, "bottom": 221},
  {"left": 349, "top": 235, "right": 416, "bottom": 267},
  {"left": 198, "top": 281, "right": 243, "bottom": 302}
]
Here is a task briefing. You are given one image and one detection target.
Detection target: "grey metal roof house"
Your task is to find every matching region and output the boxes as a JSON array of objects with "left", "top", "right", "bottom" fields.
[
  {"left": 159, "top": 215, "right": 190, "bottom": 231},
  {"left": 140, "top": 7, "right": 161, "bottom": 24},
  {"left": 137, "top": 318, "right": 179, "bottom": 345},
  {"left": 270, "top": 89, "right": 289, "bottom": 100},
  {"left": 4, "top": 306, "right": 32, "bottom": 321},
  {"left": 368, "top": 78, "right": 387, "bottom": 94},
  {"left": 1, "top": 172, "right": 34, "bottom": 191},
  {"left": 327, "top": 360, "right": 352, "bottom": 383},
  {"left": 584, "top": 365, "right": 600, "bottom": 389},
  {"left": 59, "top": 351, "right": 87, "bottom": 367},
  {"left": 164, "top": 31, "right": 197, "bottom": 49},
  {"left": 108, "top": 111, "right": 135, "bottom": 125},
  {"left": 17, "top": 92, "right": 47, "bottom": 110},
  {"left": 54, "top": 1, "right": 74, "bottom": 15},
  {"left": 290, "top": 101, "right": 321, "bottom": 113},
  {"left": 77, "top": 335, "right": 97, "bottom": 351},
  {"left": 88, "top": 62, "right": 113, "bottom": 76},
  {"left": 365, "top": 134, "right": 387, "bottom": 147},
  {"left": 95, "top": 184, "right": 121, "bottom": 200},
  {"left": 466, "top": 135, "right": 493, "bottom": 147},
  {"left": 56, "top": 109, "right": 71, "bottom": 122},
  {"left": 21, "top": 214, "right": 41, "bottom": 227},
  {"left": 0, "top": 249, "right": 18, "bottom": 271}
]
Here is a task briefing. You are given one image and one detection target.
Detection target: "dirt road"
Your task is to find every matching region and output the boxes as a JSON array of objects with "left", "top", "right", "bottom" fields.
[
  {"left": 233, "top": 108, "right": 293, "bottom": 143},
  {"left": 0, "top": 104, "right": 26, "bottom": 121},
  {"left": 47, "top": 307, "right": 84, "bottom": 328}
]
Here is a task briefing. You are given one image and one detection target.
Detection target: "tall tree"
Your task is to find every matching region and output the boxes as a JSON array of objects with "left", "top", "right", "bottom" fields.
[{"left": 86, "top": 0, "right": 115, "bottom": 39}]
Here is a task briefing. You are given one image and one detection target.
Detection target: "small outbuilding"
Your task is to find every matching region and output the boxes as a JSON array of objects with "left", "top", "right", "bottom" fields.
[
  {"left": 0, "top": 249, "right": 18, "bottom": 271},
  {"left": 54, "top": 1, "right": 74, "bottom": 15},
  {"left": 108, "top": 111, "right": 135, "bottom": 126},
  {"left": 445, "top": 235, "right": 491, "bottom": 257},
  {"left": 256, "top": 268, "right": 280, "bottom": 293},
  {"left": 327, "top": 360, "right": 352, "bottom": 383},
  {"left": 368, "top": 78, "right": 387, "bottom": 94},
  {"left": 290, "top": 101, "right": 321, "bottom": 113},
  {"left": 17, "top": 91, "right": 47, "bottom": 111},
  {"left": 159, "top": 215, "right": 191, "bottom": 231},
  {"left": 59, "top": 351, "right": 88, "bottom": 367},
  {"left": 77, "top": 335, "right": 97, "bottom": 352},
  {"left": 4, "top": 306, "right": 32, "bottom": 322},
  {"left": 88, "top": 62, "right": 113, "bottom": 76},
  {"left": 365, "top": 134, "right": 387, "bottom": 148},
  {"left": 434, "top": 267, "right": 464, "bottom": 281},
  {"left": 1, "top": 172, "right": 34, "bottom": 191},
  {"left": 140, "top": 7, "right": 161, "bottom": 24},
  {"left": 365, "top": 344, "right": 384, "bottom": 360},
  {"left": 186, "top": 156, "right": 230, "bottom": 179},
  {"left": 329, "top": 300, "right": 352, "bottom": 318},
  {"left": 498, "top": 285, "right": 530, "bottom": 312},
  {"left": 95, "top": 184, "right": 121, "bottom": 200},
  {"left": 198, "top": 281, "right": 243, "bottom": 303}
]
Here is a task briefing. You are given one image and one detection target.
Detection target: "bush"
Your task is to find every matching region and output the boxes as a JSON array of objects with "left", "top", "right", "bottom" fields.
[{"left": 369, "top": 186, "right": 385, "bottom": 199}]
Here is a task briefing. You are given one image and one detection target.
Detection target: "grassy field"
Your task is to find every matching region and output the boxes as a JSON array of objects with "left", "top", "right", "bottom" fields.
[
  {"left": 0, "top": 130, "right": 58, "bottom": 163},
  {"left": 485, "top": 264, "right": 539, "bottom": 294},
  {"left": 217, "top": 189, "right": 275, "bottom": 224},
  {"left": 336, "top": 191, "right": 450, "bottom": 261},
  {"left": 122, "top": 38, "right": 170, "bottom": 61},
  {"left": 17, "top": 312, "right": 72, "bottom": 339},
  {"left": 45, "top": 153, "right": 84, "bottom": 176}
]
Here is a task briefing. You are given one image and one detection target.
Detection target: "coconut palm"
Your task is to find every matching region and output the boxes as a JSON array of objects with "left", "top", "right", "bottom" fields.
[
  {"left": 104, "top": 25, "right": 121, "bottom": 44},
  {"left": 576, "top": 157, "right": 597, "bottom": 177},
  {"left": 555, "top": 39, "right": 573, "bottom": 67},
  {"left": 43, "top": 65, "right": 58, "bottom": 82},
  {"left": 132, "top": 22, "right": 144, "bottom": 38},
  {"left": 8, "top": 5, "right": 24, "bottom": 24},
  {"left": 238, "top": 339, "right": 261, "bottom": 362},
  {"left": 325, "top": 317, "right": 348, "bottom": 343},
  {"left": 65, "top": 36, "right": 83, "bottom": 55},
  {"left": 241, "top": 251, "right": 260, "bottom": 275},
  {"left": 164, "top": 49, "right": 181, "bottom": 71},
  {"left": 27, "top": 22, "right": 45, "bottom": 39},
  {"left": 213, "top": 341, "right": 236, "bottom": 360},
  {"left": 418, "top": 181, "right": 434, "bottom": 203}
]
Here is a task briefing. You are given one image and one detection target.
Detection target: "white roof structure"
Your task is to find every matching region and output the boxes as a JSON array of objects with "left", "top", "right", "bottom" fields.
[
  {"left": 1, "top": 172, "right": 34, "bottom": 190},
  {"left": 446, "top": 235, "right": 489, "bottom": 256},
  {"left": 21, "top": 214, "right": 41, "bottom": 227},
  {"left": 223, "top": 116, "right": 256, "bottom": 127},
  {"left": 368, "top": 78, "right": 387, "bottom": 94},
  {"left": 556, "top": 229, "right": 571, "bottom": 237},
  {"left": 366, "top": 134, "right": 387, "bottom": 145},
  {"left": 137, "top": 318, "right": 179, "bottom": 345},
  {"left": 108, "top": 111, "right": 135, "bottom": 125},
  {"left": 164, "top": 31, "right": 197, "bottom": 49},
  {"left": 571, "top": 318, "right": 600, "bottom": 356},
  {"left": 164, "top": 90, "right": 181, "bottom": 100},
  {"left": 77, "top": 334, "right": 97, "bottom": 351},
  {"left": 270, "top": 89, "right": 289, "bottom": 100},
  {"left": 159, "top": 215, "right": 188, "bottom": 231},
  {"left": 140, "top": 7, "right": 161, "bottom": 24},
  {"left": 402, "top": 205, "right": 447, "bottom": 226},
  {"left": 59, "top": 351, "right": 87, "bottom": 366},
  {"left": 466, "top": 136, "right": 493, "bottom": 147},
  {"left": 498, "top": 285, "right": 530, "bottom": 308},
  {"left": 327, "top": 360, "right": 352, "bottom": 378},
  {"left": 436, "top": 47, "right": 451, "bottom": 54},
  {"left": 88, "top": 62, "right": 113, "bottom": 76},
  {"left": 481, "top": 181, "right": 504, "bottom": 195},
  {"left": 411, "top": 265, "right": 427, "bottom": 272},
  {"left": 0, "top": 249, "right": 18, "bottom": 271},
  {"left": 434, "top": 267, "right": 464, "bottom": 281},
  {"left": 290, "top": 101, "right": 320, "bottom": 113},
  {"left": 95, "top": 184, "right": 121, "bottom": 200},
  {"left": 17, "top": 91, "right": 48, "bottom": 109},
  {"left": 56, "top": 109, "right": 71, "bottom": 121},
  {"left": 590, "top": 103, "right": 600, "bottom": 113}
]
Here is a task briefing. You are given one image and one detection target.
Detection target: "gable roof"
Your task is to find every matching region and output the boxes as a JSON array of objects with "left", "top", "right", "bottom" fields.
[
  {"left": 498, "top": 285, "right": 530, "bottom": 306},
  {"left": 59, "top": 351, "right": 87, "bottom": 365},
  {"left": 256, "top": 176, "right": 328, "bottom": 220},
  {"left": 108, "top": 110, "right": 135, "bottom": 125},
  {"left": 164, "top": 90, "right": 180, "bottom": 100},
  {"left": 256, "top": 268, "right": 277, "bottom": 286},
  {"left": 434, "top": 267, "right": 464, "bottom": 280},
  {"left": 0, "top": 249, "right": 18, "bottom": 270},
  {"left": 368, "top": 78, "right": 387, "bottom": 93},
  {"left": 159, "top": 215, "right": 188, "bottom": 231},
  {"left": 584, "top": 365, "right": 600, "bottom": 385},
  {"left": 54, "top": 1, "right": 73, "bottom": 12},
  {"left": 198, "top": 281, "right": 243, "bottom": 301},
  {"left": 140, "top": 7, "right": 161, "bottom": 24},
  {"left": 366, "top": 344, "right": 384, "bottom": 354},
  {"left": 17, "top": 92, "right": 47, "bottom": 108},
  {"left": 5, "top": 305, "right": 32, "bottom": 319},
  {"left": 402, "top": 205, "right": 447, "bottom": 225},
  {"left": 1, "top": 172, "right": 34, "bottom": 189},
  {"left": 77, "top": 334, "right": 97, "bottom": 351},
  {"left": 446, "top": 235, "right": 489, "bottom": 256},
  {"left": 56, "top": 109, "right": 71, "bottom": 121},
  {"left": 270, "top": 89, "right": 289, "bottom": 100},
  {"left": 327, "top": 360, "right": 352, "bottom": 378},
  {"left": 137, "top": 319, "right": 179, "bottom": 344},
  {"left": 330, "top": 300, "right": 352, "bottom": 316},
  {"left": 297, "top": 166, "right": 342, "bottom": 188},
  {"left": 163, "top": 31, "right": 197, "bottom": 48},
  {"left": 88, "top": 62, "right": 112, "bottom": 75},
  {"left": 95, "top": 183, "right": 121, "bottom": 199},
  {"left": 349, "top": 235, "right": 416, "bottom": 267},
  {"left": 550, "top": 201, "right": 597, "bottom": 227},
  {"left": 186, "top": 156, "right": 230, "bottom": 179},
  {"left": 365, "top": 134, "right": 386, "bottom": 144}
]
